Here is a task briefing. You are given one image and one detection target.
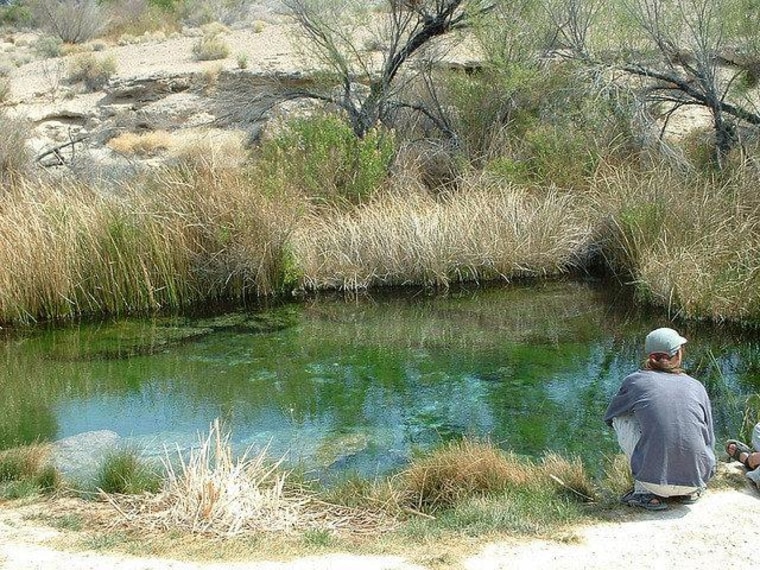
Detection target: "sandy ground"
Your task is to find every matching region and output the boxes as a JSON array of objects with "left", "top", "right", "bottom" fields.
[{"left": 0, "top": 478, "right": 758, "bottom": 570}]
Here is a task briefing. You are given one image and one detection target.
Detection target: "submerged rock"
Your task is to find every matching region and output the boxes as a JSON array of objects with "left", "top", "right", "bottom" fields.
[{"left": 51, "top": 430, "right": 121, "bottom": 483}]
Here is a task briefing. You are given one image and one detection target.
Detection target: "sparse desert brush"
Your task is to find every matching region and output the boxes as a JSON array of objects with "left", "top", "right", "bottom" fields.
[
  {"left": 192, "top": 31, "right": 229, "bottom": 61},
  {"left": 198, "top": 63, "right": 222, "bottom": 93},
  {"left": 107, "top": 130, "right": 174, "bottom": 157},
  {"left": 66, "top": 53, "right": 116, "bottom": 91},
  {"left": 0, "top": 76, "right": 9, "bottom": 103},
  {"left": 33, "top": 0, "right": 105, "bottom": 44},
  {"left": 103, "top": 0, "right": 182, "bottom": 40},
  {"left": 117, "top": 33, "right": 141, "bottom": 46}
]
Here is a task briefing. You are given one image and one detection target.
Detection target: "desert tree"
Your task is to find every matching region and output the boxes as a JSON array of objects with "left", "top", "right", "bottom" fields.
[
  {"left": 619, "top": 0, "right": 760, "bottom": 166},
  {"left": 550, "top": 0, "right": 760, "bottom": 168},
  {"left": 268, "top": 0, "right": 496, "bottom": 139},
  {"left": 29, "top": 0, "right": 105, "bottom": 44}
]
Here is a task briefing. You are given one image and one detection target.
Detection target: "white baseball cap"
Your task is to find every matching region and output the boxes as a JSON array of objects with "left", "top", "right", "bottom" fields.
[{"left": 644, "top": 327, "right": 688, "bottom": 356}]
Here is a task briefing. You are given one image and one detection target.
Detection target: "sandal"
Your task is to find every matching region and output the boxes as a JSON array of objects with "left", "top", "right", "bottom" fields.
[
  {"left": 726, "top": 439, "right": 754, "bottom": 468},
  {"left": 675, "top": 489, "right": 703, "bottom": 504},
  {"left": 620, "top": 490, "right": 668, "bottom": 511}
]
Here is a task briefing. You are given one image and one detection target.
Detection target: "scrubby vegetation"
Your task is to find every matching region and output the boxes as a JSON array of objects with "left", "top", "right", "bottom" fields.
[
  {"left": 0, "top": 0, "right": 758, "bottom": 327},
  {"left": 0, "top": 422, "right": 611, "bottom": 548}
]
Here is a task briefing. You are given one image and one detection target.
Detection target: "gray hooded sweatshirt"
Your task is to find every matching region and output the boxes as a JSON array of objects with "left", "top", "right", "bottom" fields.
[{"left": 604, "top": 369, "right": 716, "bottom": 488}]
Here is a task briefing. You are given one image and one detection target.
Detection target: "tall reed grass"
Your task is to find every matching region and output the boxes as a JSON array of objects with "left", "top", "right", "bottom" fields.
[
  {"left": 592, "top": 160, "right": 760, "bottom": 321},
  {"left": 291, "top": 182, "right": 591, "bottom": 291},
  {"left": 0, "top": 162, "right": 301, "bottom": 324}
]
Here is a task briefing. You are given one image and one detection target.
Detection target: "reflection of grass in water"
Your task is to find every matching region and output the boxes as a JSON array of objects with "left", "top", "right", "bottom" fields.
[
  {"left": 0, "top": 349, "right": 60, "bottom": 448},
  {"left": 37, "top": 320, "right": 212, "bottom": 361},
  {"left": 301, "top": 282, "right": 608, "bottom": 352},
  {"left": 32, "top": 305, "right": 303, "bottom": 362}
]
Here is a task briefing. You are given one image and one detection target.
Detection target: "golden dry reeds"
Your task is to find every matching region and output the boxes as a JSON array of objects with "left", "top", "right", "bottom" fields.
[
  {"left": 156, "top": 420, "right": 305, "bottom": 535},
  {"left": 107, "top": 130, "right": 174, "bottom": 157},
  {"left": 291, "top": 182, "right": 592, "bottom": 291},
  {"left": 0, "top": 163, "right": 300, "bottom": 324},
  {"left": 104, "top": 420, "right": 394, "bottom": 537},
  {"left": 592, "top": 160, "right": 760, "bottom": 321}
]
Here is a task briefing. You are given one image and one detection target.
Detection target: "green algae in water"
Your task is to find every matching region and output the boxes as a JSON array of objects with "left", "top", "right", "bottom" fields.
[{"left": 1, "top": 281, "right": 759, "bottom": 479}]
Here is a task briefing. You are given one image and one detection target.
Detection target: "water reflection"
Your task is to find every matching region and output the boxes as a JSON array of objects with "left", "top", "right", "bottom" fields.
[{"left": 1, "top": 280, "right": 759, "bottom": 480}]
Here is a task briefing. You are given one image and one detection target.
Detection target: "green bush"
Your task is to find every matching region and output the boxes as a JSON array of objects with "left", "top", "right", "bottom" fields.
[
  {"left": 0, "top": 3, "right": 34, "bottom": 27},
  {"left": 448, "top": 62, "right": 637, "bottom": 189},
  {"left": 256, "top": 113, "right": 396, "bottom": 205},
  {"left": 33, "top": 35, "right": 63, "bottom": 58},
  {"left": 95, "top": 448, "right": 163, "bottom": 495}
]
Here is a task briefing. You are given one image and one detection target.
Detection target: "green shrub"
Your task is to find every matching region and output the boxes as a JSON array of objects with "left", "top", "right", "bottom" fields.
[
  {"left": 0, "top": 3, "right": 34, "bottom": 27},
  {"left": 0, "top": 445, "right": 61, "bottom": 499},
  {"left": 67, "top": 53, "right": 116, "bottom": 91},
  {"left": 33, "top": 35, "right": 63, "bottom": 58},
  {"left": 256, "top": 113, "right": 396, "bottom": 205},
  {"left": 95, "top": 448, "right": 163, "bottom": 495}
]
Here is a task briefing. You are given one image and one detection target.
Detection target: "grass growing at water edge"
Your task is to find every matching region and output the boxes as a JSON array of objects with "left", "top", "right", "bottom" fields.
[
  {"left": 0, "top": 444, "right": 60, "bottom": 500},
  {"left": 94, "top": 448, "right": 163, "bottom": 495}
]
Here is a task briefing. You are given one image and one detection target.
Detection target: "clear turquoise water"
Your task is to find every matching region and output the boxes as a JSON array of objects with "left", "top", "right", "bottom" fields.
[{"left": 2, "top": 280, "right": 759, "bottom": 480}]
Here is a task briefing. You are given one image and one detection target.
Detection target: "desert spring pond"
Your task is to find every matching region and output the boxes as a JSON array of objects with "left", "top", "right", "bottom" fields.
[{"left": 2, "top": 280, "right": 759, "bottom": 482}]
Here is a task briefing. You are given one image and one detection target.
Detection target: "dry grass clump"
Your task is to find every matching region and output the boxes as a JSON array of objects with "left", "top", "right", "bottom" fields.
[
  {"left": 540, "top": 452, "right": 597, "bottom": 501},
  {"left": 105, "top": 421, "right": 389, "bottom": 538},
  {"left": 191, "top": 31, "right": 229, "bottom": 61},
  {"left": 66, "top": 53, "right": 117, "bottom": 91},
  {"left": 170, "top": 129, "right": 248, "bottom": 168},
  {"left": 592, "top": 159, "right": 760, "bottom": 321},
  {"left": 599, "top": 453, "right": 633, "bottom": 501},
  {"left": 291, "top": 182, "right": 591, "bottom": 291},
  {"left": 107, "top": 130, "right": 174, "bottom": 157},
  {"left": 394, "top": 439, "right": 535, "bottom": 514},
  {"left": 0, "top": 75, "right": 10, "bottom": 103},
  {"left": 154, "top": 421, "right": 306, "bottom": 535},
  {"left": 0, "top": 444, "right": 61, "bottom": 499},
  {"left": 0, "top": 113, "right": 31, "bottom": 184}
]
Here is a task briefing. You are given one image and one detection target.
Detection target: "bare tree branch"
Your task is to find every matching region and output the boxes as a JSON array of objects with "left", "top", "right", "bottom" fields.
[{"left": 277, "top": 0, "right": 496, "bottom": 138}]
